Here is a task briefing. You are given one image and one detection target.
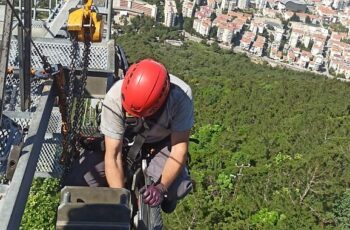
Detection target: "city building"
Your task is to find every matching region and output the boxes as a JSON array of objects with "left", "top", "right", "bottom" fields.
[
  {"left": 237, "top": 0, "right": 250, "bottom": 9},
  {"left": 217, "top": 24, "right": 236, "bottom": 43},
  {"left": 221, "top": 0, "right": 231, "bottom": 10},
  {"left": 278, "top": 0, "right": 308, "bottom": 12},
  {"left": 289, "top": 29, "right": 303, "bottom": 47},
  {"left": 193, "top": 18, "right": 212, "bottom": 36},
  {"left": 249, "top": 18, "right": 265, "bottom": 34},
  {"left": 321, "top": 0, "right": 333, "bottom": 6},
  {"left": 240, "top": 31, "right": 256, "bottom": 50},
  {"left": 182, "top": 0, "right": 195, "bottom": 18},
  {"left": 208, "top": 0, "right": 217, "bottom": 8},
  {"left": 316, "top": 5, "right": 337, "bottom": 23},
  {"left": 251, "top": 35, "right": 266, "bottom": 56},
  {"left": 195, "top": 6, "right": 215, "bottom": 19},
  {"left": 256, "top": 0, "right": 267, "bottom": 9},
  {"left": 164, "top": 0, "right": 177, "bottom": 27},
  {"left": 114, "top": 0, "right": 157, "bottom": 20},
  {"left": 263, "top": 8, "right": 278, "bottom": 18},
  {"left": 228, "top": 0, "right": 238, "bottom": 10}
]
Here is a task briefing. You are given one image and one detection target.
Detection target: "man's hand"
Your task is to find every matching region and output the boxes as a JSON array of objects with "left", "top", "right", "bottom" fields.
[
  {"left": 160, "top": 131, "right": 190, "bottom": 189},
  {"left": 140, "top": 183, "right": 167, "bottom": 207}
]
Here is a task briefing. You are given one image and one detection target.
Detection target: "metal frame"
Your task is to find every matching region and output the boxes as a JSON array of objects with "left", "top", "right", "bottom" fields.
[
  {"left": 0, "top": 80, "right": 56, "bottom": 230},
  {"left": 0, "top": 1, "right": 120, "bottom": 227},
  {"left": 18, "top": 0, "right": 32, "bottom": 111},
  {"left": 0, "top": 0, "right": 14, "bottom": 125},
  {"left": 9, "top": 38, "right": 113, "bottom": 71}
]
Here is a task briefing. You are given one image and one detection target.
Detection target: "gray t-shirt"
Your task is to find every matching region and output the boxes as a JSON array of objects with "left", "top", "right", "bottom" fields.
[{"left": 100, "top": 74, "right": 194, "bottom": 143}]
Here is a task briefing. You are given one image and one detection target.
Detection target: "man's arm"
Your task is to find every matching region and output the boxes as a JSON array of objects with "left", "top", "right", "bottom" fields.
[
  {"left": 104, "top": 136, "right": 125, "bottom": 188},
  {"left": 160, "top": 130, "right": 190, "bottom": 189}
]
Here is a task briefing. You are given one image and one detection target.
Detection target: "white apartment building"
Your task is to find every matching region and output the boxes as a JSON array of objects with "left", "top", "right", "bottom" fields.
[
  {"left": 228, "top": 0, "right": 238, "bottom": 10},
  {"left": 217, "top": 26, "right": 235, "bottom": 43},
  {"left": 311, "top": 44, "right": 324, "bottom": 56},
  {"left": 164, "top": 0, "right": 177, "bottom": 27},
  {"left": 332, "top": 0, "right": 348, "bottom": 9},
  {"left": 273, "top": 27, "right": 284, "bottom": 42},
  {"left": 249, "top": 21, "right": 264, "bottom": 34},
  {"left": 302, "top": 35, "right": 311, "bottom": 47},
  {"left": 193, "top": 18, "right": 212, "bottom": 36},
  {"left": 322, "top": 0, "right": 334, "bottom": 6},
  {"left": 289, "top": 32, "right": 300, "bottom": 47},
  {"left": 237, "top": 0, "right": 249, "bottom": 9},
  {"left": 221, "top": 0, "right": 231, "bottom": 10},
  {"left": 182, "top": 0, "right": 195, "bottom": 18},
  {"left": 255, "top": 0, "right": 267, "bottom": 9}
]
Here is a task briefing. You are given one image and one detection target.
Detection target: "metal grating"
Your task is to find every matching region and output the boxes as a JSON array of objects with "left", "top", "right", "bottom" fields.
[
  {"left": 0, "top": 118, "right": 25, "bottom": 175},
  {"left": 36, "top": 108, "right": 63, "bottom": 177},
  {"left": 0, "top": 72, "right": 45, "bottom": 176},
  {"left": 3, "top": 73, "right": 44, "bottom": 112},
  {"left": 31, "top": 21, "right": 46, "bottom": 29},
  {"left": 37, "top": 135, "right": 63, "bottom": 177},
  {"left": 46, "top": 108, "right": 62, "bottom": 134},
  {"left": 9, "top": 39, "right": 108, "bottom": 70}
]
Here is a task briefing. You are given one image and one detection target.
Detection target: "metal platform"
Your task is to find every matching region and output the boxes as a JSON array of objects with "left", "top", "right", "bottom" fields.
[
  {"left": 0, "top": 73, "right": 45, "bottom": 175},
  {"left": 0, "top": 69, "right": 113, "bottom": 229},
  {"left": 0, "top": 0, "right": 125, "bottom": 227},
  {"left": 35, "top": 107, "right": 63, "bottom": 178}
]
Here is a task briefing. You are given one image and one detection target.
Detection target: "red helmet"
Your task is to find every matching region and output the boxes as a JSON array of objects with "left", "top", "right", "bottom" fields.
[{"left": 121, "top": 59, "right": 170, "bottom": 117}]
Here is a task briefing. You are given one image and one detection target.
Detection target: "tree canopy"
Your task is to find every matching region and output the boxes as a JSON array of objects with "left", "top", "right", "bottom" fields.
[
  {"left": 117, "top": 18, "right": 350, "bottom": 229},
  {"left": 21, "top": 16, "right": 350, "bottom": 229}
]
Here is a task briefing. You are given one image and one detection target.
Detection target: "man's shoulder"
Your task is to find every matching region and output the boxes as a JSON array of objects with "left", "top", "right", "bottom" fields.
[
  {"left": 105, "top": 79, "right": 123, "bottom": 100},
  {"left": 169, "top": 74, "right": 192, "bottom": 99}
]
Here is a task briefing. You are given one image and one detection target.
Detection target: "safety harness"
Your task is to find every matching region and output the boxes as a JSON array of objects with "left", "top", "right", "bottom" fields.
[{"left": 123, "top": 115, "right": 151, "bottom": 171}]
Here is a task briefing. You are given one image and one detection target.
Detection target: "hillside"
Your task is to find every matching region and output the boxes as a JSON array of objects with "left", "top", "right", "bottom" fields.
[
  {"left": 117, "top": 17, "right": 350, "bottom": 229},
  {"left": 19, "top": 17, "right": 350, "bottom": 229}
]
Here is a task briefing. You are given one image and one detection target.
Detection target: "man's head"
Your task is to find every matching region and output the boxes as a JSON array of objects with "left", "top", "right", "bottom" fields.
[{"left": 121, "top": 59, "right": 170, "bottom": 118}]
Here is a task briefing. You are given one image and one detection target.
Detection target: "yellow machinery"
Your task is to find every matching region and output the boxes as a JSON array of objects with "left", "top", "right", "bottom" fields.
[{"left": 67, "top": 0, "right": 103, "bottom": 42}]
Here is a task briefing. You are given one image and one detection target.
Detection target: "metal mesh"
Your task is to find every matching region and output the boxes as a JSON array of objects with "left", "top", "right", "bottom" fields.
[
  {"left": 0, "top": 73, "right": 45, "bottom": 176},
  {"left": 32, "top": 21, "right": 46, "bottom": 28},
  {"left": 46, "top": 108, "right": 62, "bottom": 134},
  {"left": 0, "top": 117, "right": 25, "bottom": 175},
  {"left": 9, "top": 39, "right": 108, "bottom": 70},
  {"left": 2, "top": 36, "right": 109, "bottom": 178},
  {"left": 37, "top": 135, "right": 63, "bottom": 177},
  {"left": 3, "top": 73, "right": 44, "bottom": 112},
  {"left": 36, "top": 108, "right": 64, "bottom": 177}
]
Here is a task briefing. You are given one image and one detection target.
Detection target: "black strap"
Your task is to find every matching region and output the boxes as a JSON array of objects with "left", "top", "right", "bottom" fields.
[{"left": 126, "top": 121, "right": 150, "bottom": 168}]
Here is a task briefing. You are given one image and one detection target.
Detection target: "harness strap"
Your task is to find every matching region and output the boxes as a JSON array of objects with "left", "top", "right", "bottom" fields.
[{"left": 126, "top": 120, "right": 150, "bottom": 168}]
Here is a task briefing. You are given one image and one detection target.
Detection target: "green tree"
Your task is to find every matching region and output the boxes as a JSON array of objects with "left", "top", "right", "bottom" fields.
[
  {"left": 290, "top": 13, "right": 300, "bottom": 22},
  {"left": 333, "top": 190, "right": 350, "bottom": 229},
  {"left": 305, "top": 15, "right": 312, "bottom": 24},
  {"left": 209, "top": 26, "right": 218, "bottom": 39},
  {"left": 210, "top": 12, "right": 217, "bottom": 22},
  {"left": 20, "top": 178, "right": 60, "bottom": 230},
  {"left": 183, "top": 18, "right": 195, "bottom": 34},
  {"left": 330, "top": 23, "right": 349, "bottom": 33},
  {"left": 211, "top": 41, "right": 220, "bottom": 52},
  {"left": 341, "top": 38, "right": 350, "bottom": 44}
]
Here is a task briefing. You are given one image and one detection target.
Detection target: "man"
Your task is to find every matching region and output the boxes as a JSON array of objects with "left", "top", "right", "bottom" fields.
[{"left": 100, "top": 59, "right": 194, "bottom": 226}]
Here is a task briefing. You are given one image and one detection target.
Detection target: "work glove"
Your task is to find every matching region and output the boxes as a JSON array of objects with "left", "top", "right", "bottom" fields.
[{"left": 139, "top": 183, "right": 167, "bottom": 207}]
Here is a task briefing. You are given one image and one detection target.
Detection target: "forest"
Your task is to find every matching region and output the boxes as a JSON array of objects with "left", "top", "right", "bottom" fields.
[{"left": 21, "top": 16, "right": 350, "bottom": 229}]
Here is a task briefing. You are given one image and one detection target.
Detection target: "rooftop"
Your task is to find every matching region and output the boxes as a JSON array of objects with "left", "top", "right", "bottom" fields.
[
  {"left": 280, "top": 0, "right": 307, "bottom": 5},
  {"left": 317, "top": 5, "right": 336, "bottom": 16}
]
